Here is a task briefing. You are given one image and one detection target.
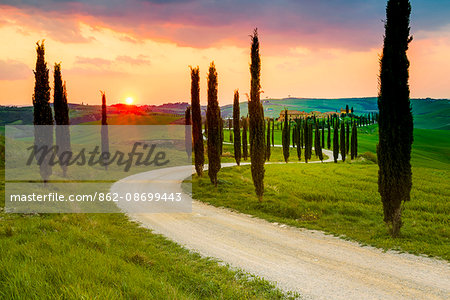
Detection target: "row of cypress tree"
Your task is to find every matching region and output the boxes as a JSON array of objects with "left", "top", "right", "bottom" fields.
[{"left": 32, "top": 41, "right": 72, "bottom": 180}]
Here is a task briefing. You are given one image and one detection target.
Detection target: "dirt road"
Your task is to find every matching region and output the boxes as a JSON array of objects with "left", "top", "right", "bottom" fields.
[{"left": 111, "top": 152, "right": 449, "bottom": 299}]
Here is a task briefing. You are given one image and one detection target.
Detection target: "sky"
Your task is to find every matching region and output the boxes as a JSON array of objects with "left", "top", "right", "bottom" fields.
[{"left": 0, "top": 0, "right": 449, "bottom": 106}]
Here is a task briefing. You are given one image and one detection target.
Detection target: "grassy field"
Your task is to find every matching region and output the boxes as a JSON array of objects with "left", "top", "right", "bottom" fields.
[
  {"left": 185, "top": 162, "right": 449, "bottom": 260},
  {"left": 220, "top": 98, "right": 450, "bottom": 130},
  {"left": 225, "top": 123, "right": 449, "bottom": 170},
  {"left": 0, "top": 126, "right": 297, "bottom": 299},
  {"left": 190, "top": 125, "right": 450, "bottom": 260}
]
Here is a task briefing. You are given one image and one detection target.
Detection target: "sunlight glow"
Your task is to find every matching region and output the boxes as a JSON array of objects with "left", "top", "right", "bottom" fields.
[{"left": 125, "top": 97, "right": 134, "bottom": 104}]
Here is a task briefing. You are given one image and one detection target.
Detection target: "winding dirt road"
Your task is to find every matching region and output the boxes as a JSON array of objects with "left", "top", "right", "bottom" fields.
[{"left": 110, "top": 149, "right": 449, "bottom": 299}]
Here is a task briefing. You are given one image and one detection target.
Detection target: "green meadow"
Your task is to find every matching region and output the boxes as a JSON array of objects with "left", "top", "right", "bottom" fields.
[
  {"left": 0, "top": 126, "right": 296, "bottom": 299},
  {"left": 190, "top": 124, "right": 450, "bottom": 260}
]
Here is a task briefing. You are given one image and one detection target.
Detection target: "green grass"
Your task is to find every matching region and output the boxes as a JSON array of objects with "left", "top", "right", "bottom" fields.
[
  {"left": 224, "top": 123, "right": 449, "bottom": 170},
  {"left": 0, "top": 212, "right": 297, "bottom": 299},
  {"left": 0, "top": 127, "right": 296, "bottom": 299},
  {"left": 186, "top": 162, "right": 449, "bottom": 260}
]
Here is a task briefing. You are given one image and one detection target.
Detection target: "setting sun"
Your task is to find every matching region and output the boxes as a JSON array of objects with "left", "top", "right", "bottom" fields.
[{"left": 125, "top": 97, "right": 134, "bottom": 105}]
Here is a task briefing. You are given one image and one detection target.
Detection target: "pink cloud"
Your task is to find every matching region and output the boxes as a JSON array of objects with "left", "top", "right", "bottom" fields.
[{"left": 0, "top": 59, "right": 31, "bottom": 80}]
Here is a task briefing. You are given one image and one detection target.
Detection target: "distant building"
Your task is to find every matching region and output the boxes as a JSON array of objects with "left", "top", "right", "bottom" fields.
[
  {"left": 278, "top": 110, "right": 338, "bottom": 121},
  {"left": 278, "top": 110, "right": 308, "bottom": 121}
]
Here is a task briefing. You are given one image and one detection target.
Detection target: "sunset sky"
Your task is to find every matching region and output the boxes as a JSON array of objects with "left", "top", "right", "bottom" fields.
[{"left": 0, "top": 0, "right": 449, "bottom": 106}]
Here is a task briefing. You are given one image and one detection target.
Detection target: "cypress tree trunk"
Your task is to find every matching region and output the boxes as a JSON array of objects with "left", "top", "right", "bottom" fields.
[
  {"left": 53, "top": 63, "right": 71, "bottom": 177},
  {"left": 377, "top": 0, "right": 413, "bottom": 237},
  {"left": 282, "top": 110, "right": 290, "bottom": 163},
  {"left": 248, "top": 29, "right": 265, "bottom": 202},
  {"left": 340, "top": 122, "right": 346, "bottom": 162},
  {"left": 190, "top": 67, "right": 204, "bottom": 176},
  {"left": 333, "top": 122, "right": 339, "bottom": 163},
  {"left": 100, "top": 91, "right": 109, "bottom": 169},
  {"left": 207, "top": 62, "right": 221, "bottom": 187},
  {"left": 233, "top": 90, "right": 241, "bottom": 166},
  {"left": 185, "top": 106, "right": 192, "bottom": 160},
  {"left": 242, "top": 117, "right": 248, "bottom": 160},
  {"left": 33, "top": 41, "right": 53, "bottom": 183}
]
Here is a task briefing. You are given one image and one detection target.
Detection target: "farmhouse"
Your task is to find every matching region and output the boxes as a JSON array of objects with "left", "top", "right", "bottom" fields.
[{"left": 278, "top": 110, "right": 308, "bottom": 121}]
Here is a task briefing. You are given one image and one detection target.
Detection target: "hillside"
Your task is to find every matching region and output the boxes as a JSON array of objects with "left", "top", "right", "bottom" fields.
[{"left": 220, "top": 98, "right": 449, "bottom": 130}]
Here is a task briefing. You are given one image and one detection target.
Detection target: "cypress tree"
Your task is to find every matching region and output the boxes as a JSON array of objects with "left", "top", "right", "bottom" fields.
[
  {"left": 228, "top": 118, "right": 233, "bottom": 142},
  {"left": 242, "top": 117, "right": 248, "bottom": 160},
  {"left": 378, "top": 0, "right": 413, "bottom": 236},
  {"left": 33, "top": 41, "right": 53, "bottom": 126},
  {"left": 299, "top": 119, "right": 303, "bottom": 149},
  {"left": 340, "top": 122, "right": 346, "bottom": 162},
  {"left": 304, "top": 119, "right": 309, "bottom": 163},
  {"left": 333, "top": 121, "right": 339, "bottom": 163},
  {"left": 308, "top": 123, "right": 313, "bottom": 161},
  {"left": 33, "top": 41, "right": 53, "bottom": 183},
  {"left": 206, "top": 62, "right": 221, "bottom": 187},
  {"left": 185, "top": 106, "right": 192, "bottom": 160},
  {"left": 351, "top": 122, "right": 357, "bottom": 160},
  {"left": 190, "top": 66, "right": 204, "bottom": 176},
  {"left": 282, "top": 110, "right": 290, "bottom": 163},
  {"left": 346, "top": 122, "right": 350, "bottom": 154},
  {"left": 321, "top": 123, "right": 325, "bottom": 150},
  {"left": 314, "top": 121, "right": 323, "bottom": 161},
  {"left": 266, "top": 119, "right": 271, "bottom": 161},
  {"left": 248, "top": 29, "right": 265, "bottom": 202},
  {"left": 233, "top": 90, "right": 241, "bottom": 166},
  {"left": 327, "top": 121, "right": 331, "bottom": 149},
  {"left": 100, "top": 91, "right": 109, "bottom": 169},
  {"left": 53, "top": 63, "right": 71, "bottom": 176},
  {"left": 346, "top": 104, "right": 349, "bottom": 114},
  {"left": 295, "top": 121, "right": 302, "bottom": 161},
  {"left": 271, "top": 119, "right": 274, "bottom": 147},
  {"left": 219, "top": 117, "right": 224, "bottom": 155}
]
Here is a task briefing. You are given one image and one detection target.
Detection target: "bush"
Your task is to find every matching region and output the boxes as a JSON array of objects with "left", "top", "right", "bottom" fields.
[{"left": 361, "top": 151, "right": 377, "bottom": 164}]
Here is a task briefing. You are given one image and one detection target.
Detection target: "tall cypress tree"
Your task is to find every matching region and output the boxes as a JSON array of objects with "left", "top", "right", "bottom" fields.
[
  {"left": 321, "top": 123, "right": 325, "bottom": 150},
  {"left": 228, "top": 118, "right": 233, "bottom": 142},
  {"left": 282, "top": 110, "right": 290, "bottom": 163},
  {"left": 53, "top": 63, "right": 71, "bottom": 177},
  {"left": 295, "top": 121, "right": 302, "bottom": 161},
  {"left": 346, "top": 122, "right": 350, "bottom": 155},
  {"left": 315, "top": 121, "right": 323, "bottom": 161},
  {"left": 304, "top": 119, "right": 309, "bottom": 163},
  {"left": 333, "top": 121, "right": 339, "bottom": 163},
  {"left": 266, "top": 119, "right": 271, "bottom": 161},
  {"left": 340, "top": 122, "right": 346, "bottom": 162},
  {"left": 351, "top": 122, "right": 357, "bottom": 160},
  {"left": 242, "top": 117, "right": 248, "bottom": 160},
  {"left": 33, "top": 41, "right": 53, "bottom": 126},
  {"left": 207, "top": 62, "right": 221, "bottom": 187},
  {"left": 190, "top": 66, "right": 204, "bottom": 176},
  {"left": 248, "top": 29, "right": 265, "bottom": 202},
  {"left": 271, "top": 119, "right": 274, "bottom": 147},
  {"left": 100, "top": 91, "right": 109, "bottom": 169},
  {"left": 378, "top": 0, "right": 413, "bottom": 236},
  {"left": 33, "top": 41, "right": 53, "bottom": 183},
  {"left": 327, "top": 121, "right": 331, "bottom": 149},
  {"left": 233, "top": 90, "right": 241, "bottom": 166},
  {"left": 185, "top": 106, "right": 192, "bottom": 160},
  {"left": 219, "top": 117, "right": 224, "bottom": 155}
]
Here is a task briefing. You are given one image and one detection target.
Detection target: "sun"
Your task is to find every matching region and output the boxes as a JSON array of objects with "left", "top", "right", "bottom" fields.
[{"left": 125, "top": 97, "right": 134, "bottom": 105}]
